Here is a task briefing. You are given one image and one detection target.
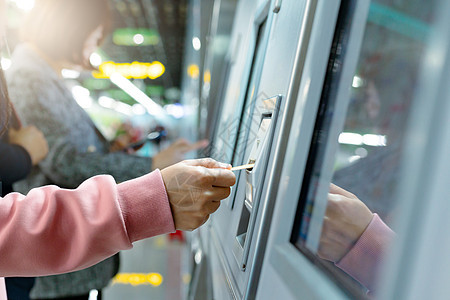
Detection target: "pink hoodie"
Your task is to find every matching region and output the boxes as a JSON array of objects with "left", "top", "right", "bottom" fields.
[
  {"left": 336, "top": 213, "right": 395, "bottom": 293},
  {"left": 0, "top": 170, "right": 175, "bottom": 299}
]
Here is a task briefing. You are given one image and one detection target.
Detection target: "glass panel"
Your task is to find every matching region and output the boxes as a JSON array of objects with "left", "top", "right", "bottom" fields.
[
  {"left": 212, "top": 20, "right": 267, "bottom": 164},
  {"left": 291, "top": 0, "right": 438, "bottom": 297}
]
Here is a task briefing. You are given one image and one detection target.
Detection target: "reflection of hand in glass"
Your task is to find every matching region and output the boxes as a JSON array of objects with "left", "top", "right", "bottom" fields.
[
  {"left": 318, "top": 183, "right": 373, "bottom": 262},
  {"left": 318, "top": 183, "right": 395, "bottom": 293}
]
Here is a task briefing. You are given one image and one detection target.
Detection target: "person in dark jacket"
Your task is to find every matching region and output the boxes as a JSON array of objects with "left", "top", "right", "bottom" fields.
[
  {"left": 0, "top": 127, "right": 46, "bottom": 195},
  {"left": 0, "top": 68, "right": 49, "bottom": 299},
  {"left": 0, "top": 66, "right": 48, "bottom": 196}
]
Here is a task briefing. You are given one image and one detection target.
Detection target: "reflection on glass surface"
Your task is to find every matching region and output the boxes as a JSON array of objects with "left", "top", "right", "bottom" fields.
[
  {"left": 332, "top": 1, "right": 435, "bottom": 221},
  {"left": 292, "top": 0, "right": 438, "bottom": 296}
]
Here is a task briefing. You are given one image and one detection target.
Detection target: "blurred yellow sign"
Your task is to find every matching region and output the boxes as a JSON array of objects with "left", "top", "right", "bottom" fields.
[
  {"left": 93, "top": 61, "right": 165, "bottom": 80},
  {"left": 112, "top": 272, "right": 163, "bottom": 286}
]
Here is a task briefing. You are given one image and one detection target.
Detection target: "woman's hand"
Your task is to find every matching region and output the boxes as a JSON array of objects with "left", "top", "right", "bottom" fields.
[
  {"left": 160, "top": 158, "right": 235, "bottom": 231},
  {"left": 9, "top": 126, "right": 49, "bottom": 165},
  {"left": 152, "top": 138, "right": 209, "bottom": 171},
  {"left": 318, "top": 184, "right": 373, "bottom": 262}
]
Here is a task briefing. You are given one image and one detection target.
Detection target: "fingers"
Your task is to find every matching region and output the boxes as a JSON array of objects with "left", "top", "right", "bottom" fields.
[
  {"left": 200, "top": 215, "right": 210, "bottom": 227},
  {"left": 205, "top": 200, "right": 221, "bottom": 214},
  {"left": 194, "top": 166, "right": 236, "bottom": 187},
  {"left": 200, "top": 201, "right": 221, "bottom": 227},
  {"left": 161, "top": 158, "right": 234, "bottom": 231},
  {"left": 329, "top": 183, "right": 357, "bottom": 199},
  {"left": 193, "top": 163, "right": 236, "bottom": 187},
  {"left": 326, "top": 193, "right": 350, "bottom": 218},
  {"left": 209, "top": 186, "right": 231, "bottom": 201},
  {"left": 184, "top": 157, "right": 232, "bottom": 170},
  {"left": 192, "top": 182, "right": 231, "bottom": 203},
  {"left": 210, "top": 169, "right": 236, "bottom": 187}
]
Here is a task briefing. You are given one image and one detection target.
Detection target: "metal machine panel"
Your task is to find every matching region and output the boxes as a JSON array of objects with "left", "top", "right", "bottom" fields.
[
  {"left": 209, "top": 0, "right": 276, "bottom": 295},
  {"left": 206, "top": 0, "right": 321, "bottom": 298}
]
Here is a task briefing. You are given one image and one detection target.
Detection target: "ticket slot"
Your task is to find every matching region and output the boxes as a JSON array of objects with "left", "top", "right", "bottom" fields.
[
  {"left": 244, "top": 115, "right": 272, "bottom": 211},
  {"left": 232, "top": 95, "right": 281, "bottom": 271}
]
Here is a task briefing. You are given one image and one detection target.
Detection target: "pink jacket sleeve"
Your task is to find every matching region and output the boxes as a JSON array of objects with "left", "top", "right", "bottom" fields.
[
  {"left": 335, "top": 213, "right": 395, "bottom": 292},
  {"left": 0, "top": 169, "right": 175, "bottom": 277}
]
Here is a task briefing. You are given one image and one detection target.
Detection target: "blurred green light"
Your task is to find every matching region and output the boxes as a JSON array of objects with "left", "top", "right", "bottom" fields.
[
  {"left": 146, "top": 85, "right": 164, "bottom": 97},
  {"left": 82, "top": 78, "right": 111, "bottom": 90},
  {"left": 113, "top": 28, "right": 160, "bottom": 46},
  {"left": 106, "top": 89, "right": 135, "bottom": 104}
]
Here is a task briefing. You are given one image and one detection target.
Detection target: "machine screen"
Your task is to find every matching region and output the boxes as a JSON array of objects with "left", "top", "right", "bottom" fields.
[{"left": 291, "top": 0, "right": 438, "bottom": 295}]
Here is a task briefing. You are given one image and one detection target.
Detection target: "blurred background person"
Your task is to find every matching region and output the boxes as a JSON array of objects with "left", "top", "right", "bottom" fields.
[
  {"left": 0, "top": 121, "right": 48, "bottom": 299},
  {"left": 1, "top": 39, "right": 49, "bottom": 299},
  {"left": 5, "top": 0, "right": 206, "bottom": 299},
  {"left": 0, "top": 69, "right": 48, "bottom": 196}
]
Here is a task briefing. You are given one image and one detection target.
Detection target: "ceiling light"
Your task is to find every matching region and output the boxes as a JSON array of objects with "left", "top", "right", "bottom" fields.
[
  {"left": 164, "top": 103, "right": 185, "bottom": 119},
  {"left": 192, "top": 37, "right": 201, "bottom": 51},
  {"left": 98, "top": 96, "right": 115, "bottom": 108},
  {"left": 71, "top": 86, "right": 92, "bottom": 108},
  {"left": 90, "top": 53, "right": 102, "bottom": 68},
  {"left": 338, "top": 132, "right": 387, "bottom": 147},
  {"left": 109, "top": 72, "right": 167, "bottom": 120},
  {"left": 362, "top": 134, "right": 387, "bottom": 147},
  {"left": 61, "top": 69, "right": 80, "bottom": 79},
  {"left": 114, "top": 102, "right": 133, "bottom": 116},
  {"left": 133, "top": 34, "right": 144, "bottom": 45},
  {"left": 72, "top": 85, "right": 90, "bottom": 98},
  {"left": 352, "top": 76, "right": 364, "bottom": 88},
  {"left": 338, "top": 132, "right": 363, "bottom": 145}
]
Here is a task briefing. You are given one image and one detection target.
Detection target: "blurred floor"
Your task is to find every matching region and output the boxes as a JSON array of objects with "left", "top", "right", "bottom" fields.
[{"left": 103, "top": 234, "right": 189, "bottom": 300}]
